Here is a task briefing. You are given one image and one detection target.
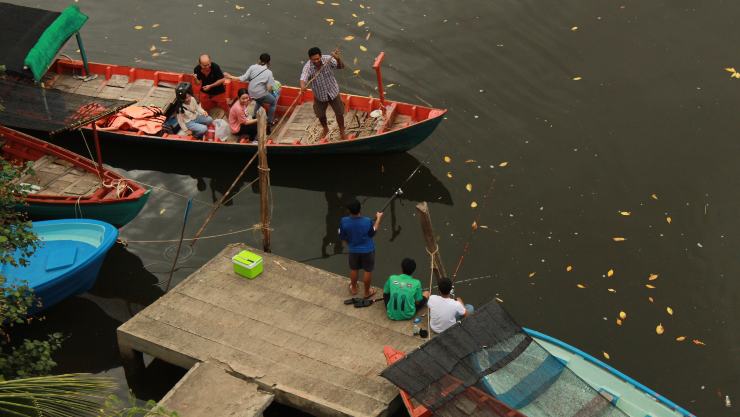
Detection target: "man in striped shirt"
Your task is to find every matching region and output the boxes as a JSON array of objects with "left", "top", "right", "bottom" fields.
[{"left": 300, "top": 46, "right": 347, "bottom": 140}]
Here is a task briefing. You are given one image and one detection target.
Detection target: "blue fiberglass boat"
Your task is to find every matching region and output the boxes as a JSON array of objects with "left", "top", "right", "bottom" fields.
[
  {"left": 478, "top": 328, "right": 694, "bottom": 417},
  {"left": 1, "top": 219, "right": 118, "bottom": 313}
]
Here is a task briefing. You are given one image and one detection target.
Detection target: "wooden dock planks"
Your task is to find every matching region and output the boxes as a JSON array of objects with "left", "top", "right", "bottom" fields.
[
  {"left": 118, "top": 244, "right": 424, "bottom": 417},
  {"left": 157, "top": 361, "right": 274, "bottom": 417}
]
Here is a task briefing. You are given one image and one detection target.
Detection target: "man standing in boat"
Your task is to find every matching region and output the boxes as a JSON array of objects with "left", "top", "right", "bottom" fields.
[
  {"left": 193, "top": 54, "right": 227, "bottom": 111},
  {"left": 300, "top": 47, "right": 347, "bottom": 140}
]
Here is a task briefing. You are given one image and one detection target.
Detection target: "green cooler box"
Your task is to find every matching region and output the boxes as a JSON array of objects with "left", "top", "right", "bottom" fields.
[{"left": 232, "top": 250, "right": 263, "bottom": 279}]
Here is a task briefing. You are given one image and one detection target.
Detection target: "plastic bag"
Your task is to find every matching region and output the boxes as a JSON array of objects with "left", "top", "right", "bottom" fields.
[{"left": 213, "top": 118, "right": 230, "bottom": 141}]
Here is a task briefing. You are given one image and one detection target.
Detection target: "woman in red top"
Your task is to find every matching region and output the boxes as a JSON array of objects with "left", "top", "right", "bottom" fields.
[{"left": 228, "top": 88, "right": 258, "bottom": 141}]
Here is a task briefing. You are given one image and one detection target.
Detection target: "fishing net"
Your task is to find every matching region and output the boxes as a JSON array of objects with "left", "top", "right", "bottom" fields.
[
  {"left": 0, "top": 78, "right": 134, "bottom": 134},
  {"left": 381, "top": 301, "right": 629, "bottom": 417}
]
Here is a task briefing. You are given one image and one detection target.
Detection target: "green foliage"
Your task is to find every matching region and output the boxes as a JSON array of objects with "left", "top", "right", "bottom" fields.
[
  {"left": 0, "top": 374, "right": 178, "bottom": 417},
  {"left": 0, "top": 158, "right": 61, "bottom": 380}
]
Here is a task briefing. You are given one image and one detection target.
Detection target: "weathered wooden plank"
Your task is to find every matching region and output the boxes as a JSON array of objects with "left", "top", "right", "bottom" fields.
[{"left": 158, "top": 361, "right": 274, "bottom": 417}]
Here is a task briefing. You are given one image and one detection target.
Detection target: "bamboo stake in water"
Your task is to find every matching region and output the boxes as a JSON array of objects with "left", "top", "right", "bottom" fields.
[
  {"left": 257, "top": 109, "right": 271, "bottom": 253},
  {"left": 165, "top": 198, "right": 192, "bottom": 292}
]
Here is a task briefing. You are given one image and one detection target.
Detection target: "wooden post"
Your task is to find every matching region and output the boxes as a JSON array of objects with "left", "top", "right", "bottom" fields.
[
  {"left": 91, "top": 122, "right": 105, "bottom": 182},
  {"left": 257, "top": 109, "right": 271, "bottom": 253},
  {"left": 415, "top": 202, "right": 446, "bottom": 279}
]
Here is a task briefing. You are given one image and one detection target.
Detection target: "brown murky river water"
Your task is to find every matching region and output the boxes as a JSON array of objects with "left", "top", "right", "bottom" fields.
[{"left": 9, "top": 0, "right": 740, "bottom": 415}]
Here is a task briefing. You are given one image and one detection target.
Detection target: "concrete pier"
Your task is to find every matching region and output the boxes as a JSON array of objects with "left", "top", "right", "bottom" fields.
[{"left": 118, "top": 244, "right": 425, "bottom": 417}]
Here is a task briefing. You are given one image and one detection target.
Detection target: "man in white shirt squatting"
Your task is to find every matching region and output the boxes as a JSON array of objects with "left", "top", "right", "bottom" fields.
[{"left": 428, "top": 277, "right": 475, "bottom": 334}]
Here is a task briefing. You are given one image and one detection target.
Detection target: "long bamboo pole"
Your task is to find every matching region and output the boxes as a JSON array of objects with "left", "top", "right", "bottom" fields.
[
  {"left": 415, "top": 202, "right": 446, "bottom": 280},
  {"left": 257, "top": 109, "right": 271, "bottom": 252}
]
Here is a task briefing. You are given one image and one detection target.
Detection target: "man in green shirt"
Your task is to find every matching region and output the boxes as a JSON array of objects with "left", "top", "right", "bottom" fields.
[{"left": 383, "top": 258, "right": 430, "bottom": 321}]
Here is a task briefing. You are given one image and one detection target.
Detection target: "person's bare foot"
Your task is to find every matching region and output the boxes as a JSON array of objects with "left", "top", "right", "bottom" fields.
[
  {"left": 363, "top": 288, "right": 377, "bottom": 299},
  {"left": 349, "top": 282, "right": 358, "bottom": 296},
  {"left": 321, "top": 127, "right": 329, "bottom": 139}
]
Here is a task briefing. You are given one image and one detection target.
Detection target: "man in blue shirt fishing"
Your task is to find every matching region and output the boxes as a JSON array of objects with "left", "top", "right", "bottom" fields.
[{"left": 339, "top": 199, "right": 383, "bottom": 298}]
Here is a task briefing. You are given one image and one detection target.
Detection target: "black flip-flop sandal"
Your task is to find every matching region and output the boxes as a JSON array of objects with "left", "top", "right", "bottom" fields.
[
  {"left": 353, "top": 298, "right": 374, "bottom": 308},
  {"left": 344, "top": 297, "right": 362, "bottom": 305}
]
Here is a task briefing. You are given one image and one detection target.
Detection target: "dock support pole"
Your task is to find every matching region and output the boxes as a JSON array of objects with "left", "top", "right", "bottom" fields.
[
  {"left": 118, "top": 338, "right": 146, "bottom": 386},
  {"left": 257, "top": 109, "right": 272, "bottom": 253},
  {"left": 415, "top": 202, "right": 446, "bottom": 280}
]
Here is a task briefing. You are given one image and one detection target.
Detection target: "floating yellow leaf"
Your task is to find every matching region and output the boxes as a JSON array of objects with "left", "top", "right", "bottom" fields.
[
  {"left": 619, "top": 211, "right": 631, "bottom": 216},
  {"left": 675, "top": 336, "right": 686, "bottom": 342},
  {"left": 446, "top": 172, "right": 453, "bottom": 178},
  {"left": 352, "top": 13, "right": 358, "bottom": 17},
  {"left": 359, "top": 45, "right": 367, "bottom": 51},
  {"left": 616, "top": 318, "right": 622, "bottom": 326},
  {"left": 648, "top": 296, "right": 654, "bottom": 303},
  {"left": 619, "top": 311, "right": 627, "bottom": 320},
  {"left": 612, "top": 237, "right": 626, "bottom": 242},
  {"left": 732, "top": 72, "right": 740, "bottom": 79},
  {"left": 566, "top": 265, "right": 573, "bottom": 272},
  {"left": 607, "top": 269, "right": 614, "bottom": 277},
  {"left": 316, "top": 0, "right": 325, "bottom": 3},
  {"left": 498, "top": 161, "right": 509, "bottom": 167},
  {"left": 149, "top": 45, "right": 157, "bottom": 52},
  {"left": 359, "top": 3, "right": 365, "bottom": 8},
  {"left": 656, "top": 323, "right": 664, "bottom": 335},
  {"left": 645, "top": 284, "right": 656, "bottom": 289},
  {"left": 357, "top": 20, "right": 365, "bottom": 27},
  {"left": 331, "top": 2, "right": 339, "bottom": 5},
  {"left": 648, "top": 273, "right": 659, "bottom": 281},
  {"left": 443, "top": 155, "right": 451, "bottom": 163},
  {"left": 666, "top": 306, "right": 674, "bottom": 315},
  {"left": 666, "top": 216, "right": 672, "bottom": 224},
  {"left": 692, "top": 339, "right": 706, "bottom": 346},
  {"left": 572, "top": 76, "right": 582, "bottom": 81},
  {"left": 344, "top": 35, "right": 355, "bottom": 41},
  {"left": 235, "top": 4, "right": 245, "bottom": 9},
  {"left": 725, "top": 67, "right": 737, "bottom": 73},
  {"left": 365, "top": 32, "right": 371, "bottom": 40},
  {"left": 151, "top": 52, "right": 160, "bottom": 57},
  {"left": 133, "top": 25, "right": 144, "bottom": 30},
  {"left": 528, "top": 272, "right": 536, "bottom": 278},
  {"left": 576, "top": 283, "right": 586, "bottom": 289},
  {"left": 608, "top": 288, "right": 616, "bottom": 293},
  {"left": 465, "top": 159, "right": 477, "bottom": 163},
  {"left": 495, "top": 297, "right": 504, "bottom": 303},
  {"left": 470, "top": 201, "right": 478, "bottom": 208},
  {"left": 571, "top": 26, "right": 579, "bottom": 31},
  {"left": 353, "top": 57, "right": 358, "bottom": 65},
  {"left": 602, "top": 351, "right": 610, "bottom": 360},
  {"left": 352, "top": 69, "right": 360, "bottom": 75},
  {"left": 151, "top": 23, "right": 160, "bottom": 28},
  {"left": 465, "top": 183, "right": 472, "bottom": 192},
  {"left": 471, "top": 221, "right": 478, "bottom": 230},
  {"left": 386, "top": 83, "right": 395, "bottom": 88},
  {"left": 159, "top": 208, "right": 166, "bottom": 215},
  {"left": 651, "top": 193, "right": 658, "bottom": 200}
]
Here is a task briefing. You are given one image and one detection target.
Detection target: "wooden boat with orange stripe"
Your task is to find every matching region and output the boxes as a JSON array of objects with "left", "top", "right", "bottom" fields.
[
  {"left": 0, "top": 125, "right": 150, "bottom": 228},
  {"left": 43, "top": 53, "right": 446, "bottom": 155}
]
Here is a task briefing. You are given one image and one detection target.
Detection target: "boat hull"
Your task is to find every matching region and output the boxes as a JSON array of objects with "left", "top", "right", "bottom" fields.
[
  {"left": 1, "top": 219, "right": 118, "bottom": 313},
  {"left": 22, "top": 188, "right": 151, "bottom": 228},
  {"left": 89, "top": 110, "right": 444, "bottom": 155}
]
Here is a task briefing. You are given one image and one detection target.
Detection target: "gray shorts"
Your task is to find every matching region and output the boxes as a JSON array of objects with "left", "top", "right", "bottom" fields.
[
  {"left": 313, "top": 94, "right": 344, "bottom": 121},
  {"left": 348, "top": 251, "right": 375, "bottom": 272}
]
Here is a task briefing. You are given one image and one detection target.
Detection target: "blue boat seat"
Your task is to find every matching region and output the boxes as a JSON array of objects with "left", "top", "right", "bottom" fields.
[
  {"left": 45, "top": 246, "right": 78, "bottom": 271},
  {"left": 496, "top": 355, "right": 565, "bottom": 409}
]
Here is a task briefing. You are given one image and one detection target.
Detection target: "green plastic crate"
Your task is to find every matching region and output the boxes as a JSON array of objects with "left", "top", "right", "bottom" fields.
[{"left": 232, "top": 250, "right": 263, "bottom": 279}]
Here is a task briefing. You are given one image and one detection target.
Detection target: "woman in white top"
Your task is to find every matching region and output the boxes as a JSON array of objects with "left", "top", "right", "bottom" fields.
[
  {"left": 427, "top": 277, "right": 474, "bottom": 333},
  {"left": 176, "top": 88, "right": 213, "bottom": 139}
]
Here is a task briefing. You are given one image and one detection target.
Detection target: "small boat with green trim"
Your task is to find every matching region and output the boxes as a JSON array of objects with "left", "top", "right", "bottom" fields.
[{"left": 1, "top": 125, "right": 150, "bottom": 228}]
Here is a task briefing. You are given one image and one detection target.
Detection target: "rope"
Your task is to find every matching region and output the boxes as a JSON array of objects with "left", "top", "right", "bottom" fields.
[
  {"left": 78, "top": 130, "right": 103, "bottom": 183},
  {"left": 119, "top": 225, "right": 265, "bottom": 245}
]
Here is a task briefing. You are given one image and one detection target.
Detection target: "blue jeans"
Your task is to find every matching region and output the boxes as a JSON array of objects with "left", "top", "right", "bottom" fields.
[
  {"left": 456, "top": 304, "right": 474, "bottom": 320},
  {"left": 253, "top": 93, "right": 277, "bottom": 124},
  {"left": 186, "top": 115, "right": 213, "bottom": 138}
]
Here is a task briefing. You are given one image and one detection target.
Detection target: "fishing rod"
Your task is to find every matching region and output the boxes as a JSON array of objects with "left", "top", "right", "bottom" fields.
[{"left": 377, "top": 160, "right": 426, "bottom": 212}]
